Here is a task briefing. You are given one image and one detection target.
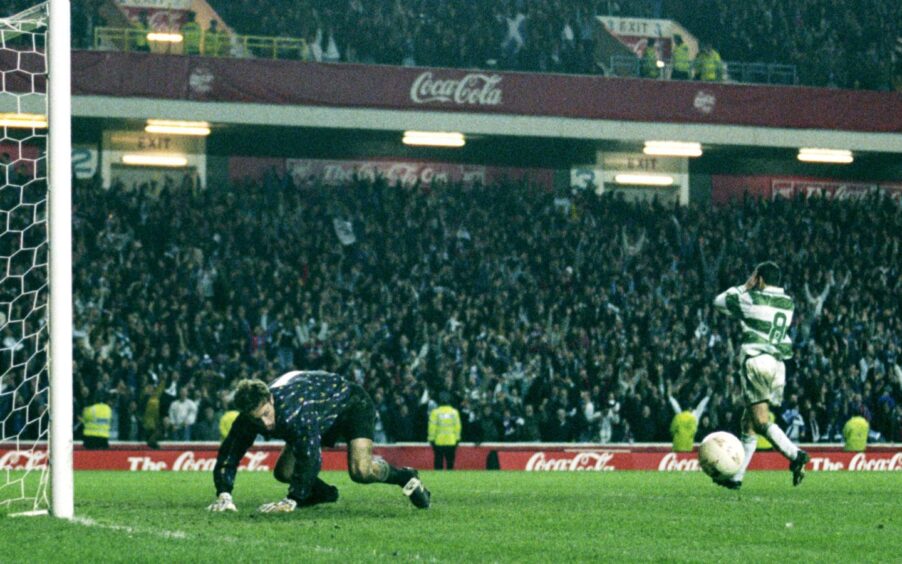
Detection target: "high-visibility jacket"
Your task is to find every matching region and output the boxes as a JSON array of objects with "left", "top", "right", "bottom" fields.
[
  {"left": 695, "top": 49, "right": 723, "bottom": 81},
  {"left": 220, "top": 410, "right": 240, "bottom": 441},
  {"left": 672, "top": 43, "right": 692, "bottom": 74},
  {"left": 133, "top": 21, "right": 149, "bottom": 50},
  {"left": 181, "top": 21, "right": 202, "bottom": 54},
  {"left": 843, "top": 416, "right": 869, "bottom": 452},
  {"left": 641, "top": 45, "right": 659, "bottom": 78},
  {"left": 83, "top": 403, "right": 112, "bottom": 439},
  {"left": 670, "top": 411, "right": 697, "bottom": 452},
  {"left": 205, "top": 30, "right": 226, "bottom": 57},
  {"left": 428, "top": 405, "right": 462, "bottom": 446}
]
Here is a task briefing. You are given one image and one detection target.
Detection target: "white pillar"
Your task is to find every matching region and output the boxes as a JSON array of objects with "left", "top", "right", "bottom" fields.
[{"left": 48, "top": 0, "right": 74, "bottom": 520}]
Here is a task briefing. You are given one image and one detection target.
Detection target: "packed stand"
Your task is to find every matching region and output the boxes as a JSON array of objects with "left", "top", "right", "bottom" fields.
[
  {"left": 7, "top": 0, "right": 898, "bottom": 89},
  {"left": 8, "top": 170, "right": 896, "bottom": 446},
  {"left": 663, "top": 0, "right": 901, "bottom": 90},
  {"left": 202, "top": 0, "right": 901, "bottom": 89},
  {"left": 206, "top": 0, "right": 602, "bottom": 74}
]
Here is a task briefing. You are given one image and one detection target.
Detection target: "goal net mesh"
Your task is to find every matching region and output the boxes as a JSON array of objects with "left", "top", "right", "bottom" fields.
[{"left": 0, "top": 2, "right": 51, "bottom": 515}]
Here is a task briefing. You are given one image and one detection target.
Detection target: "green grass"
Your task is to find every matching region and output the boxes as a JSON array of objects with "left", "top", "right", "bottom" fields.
[{"left": 1, "top": 471, "right": 900, "bottom": 562}]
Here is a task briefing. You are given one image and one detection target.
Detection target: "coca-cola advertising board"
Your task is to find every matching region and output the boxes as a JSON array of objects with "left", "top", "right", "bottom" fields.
[
  {"left": 60, "top": 51, "right": 902, "bottom": 134},
  {"left": 503, "top": 449, "right": 902, "bottom": 472},
  {"left": 2, "top": 445, "right": 900, "bottom": 472},
  {"left": 712, "top": 175, "right": 902, "bottom": 204}
]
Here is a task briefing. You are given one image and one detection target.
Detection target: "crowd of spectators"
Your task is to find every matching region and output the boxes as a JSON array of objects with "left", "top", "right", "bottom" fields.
[
  {"left": 664, "top": 0, "right": 901, "bottom": 90},
  {"left": 207, "top": 0, "right": 602, "bottom": 74},
  {"left": 7, "top": 169, "right": 901, "bottom": 446},
  {"left": 4, "top": 0, "right": 900, "bottom": 88},
  {"left": 203, "top": 0, "right": 901, "bottom": 89}
]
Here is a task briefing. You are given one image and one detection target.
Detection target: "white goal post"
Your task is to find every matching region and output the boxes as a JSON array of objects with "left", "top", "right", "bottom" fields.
[
  {"left": 0, "top": 0, "right": 72, "bottom": 519},
  {"left": 48, "top": 0, "right": 73, "bottom": 520}
]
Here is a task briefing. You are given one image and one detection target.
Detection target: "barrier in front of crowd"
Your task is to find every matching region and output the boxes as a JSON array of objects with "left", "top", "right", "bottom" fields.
[
  {"left": 94, "top": 27, "right": 307, "bottom": 60},
  {"left": 609, "top": 54, "right": 797, "bottom": 85},
  {"left": 1, "top": 443, "right": 899, "bottom": 472}
]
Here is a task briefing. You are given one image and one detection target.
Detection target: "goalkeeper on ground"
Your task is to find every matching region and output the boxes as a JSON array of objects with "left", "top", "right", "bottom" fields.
[
  {"left": 712, "top": 261, "right": 809, "bottom": 489},
  {"left": 207, "top": 371, "right": 430, "bottom": 513}
]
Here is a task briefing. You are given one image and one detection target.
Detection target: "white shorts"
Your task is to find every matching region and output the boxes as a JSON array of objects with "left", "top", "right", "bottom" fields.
[{"left": 742, "top": 354, "right": 786, "bottom": 407}]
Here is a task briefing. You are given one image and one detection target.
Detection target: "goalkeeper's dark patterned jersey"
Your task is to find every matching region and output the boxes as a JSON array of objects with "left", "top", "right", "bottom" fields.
[{"left": 213, "top": 371, "right": 351, "bottom": 501}]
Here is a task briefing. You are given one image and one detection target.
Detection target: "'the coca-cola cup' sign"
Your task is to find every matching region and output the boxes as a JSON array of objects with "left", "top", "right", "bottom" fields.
[{"left": 410, "top": 71, "right": 503, "bottom": 106}]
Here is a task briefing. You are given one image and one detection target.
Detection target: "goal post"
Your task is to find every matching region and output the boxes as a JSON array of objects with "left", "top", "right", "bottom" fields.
[
  {"left": 0, "top": 0, "right": 72, "bottom": 519},
  {"left": 48, "top": 0, "right": 73, "bottom": 520}
]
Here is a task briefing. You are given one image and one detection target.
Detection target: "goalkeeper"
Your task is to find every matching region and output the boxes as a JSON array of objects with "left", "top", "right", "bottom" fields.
[{"left": 207, "top": 371, "right": 430, "bottom": 513}]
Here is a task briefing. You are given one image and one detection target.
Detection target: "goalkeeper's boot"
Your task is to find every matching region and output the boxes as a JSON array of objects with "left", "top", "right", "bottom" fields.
[
  {"left": 790, "top": 450, "right": 810, "bottom": 486},
  {"left": 299, "top": 478, "right": 339, "bottom": 507},
  {"left": 400, "top": 468, "right": 431, "bottom": 509},
  {"left": 713, "top": 477, "right": 742, "bottom": 490}
]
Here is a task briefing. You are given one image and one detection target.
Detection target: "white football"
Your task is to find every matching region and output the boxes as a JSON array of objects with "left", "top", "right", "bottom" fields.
[{"left": 698, "top": 432, "right": 744, "bottom": 479}]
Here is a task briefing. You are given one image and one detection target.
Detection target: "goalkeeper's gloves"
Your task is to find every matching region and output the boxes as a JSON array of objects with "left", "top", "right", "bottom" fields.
[
  {"left": 257, "top": 498, "right": 297, "bottom": 513},
  {"left": 207, "top": 492, "right": 237, "bottom": 512}
]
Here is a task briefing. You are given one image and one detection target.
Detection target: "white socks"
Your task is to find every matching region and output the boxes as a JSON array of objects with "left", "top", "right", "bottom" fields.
[
  {"left": 766, "top": 423, "right": 799, "bottom": 461},
  {"left": 731, "top": 434, "right": 758, "bottom": 483}
]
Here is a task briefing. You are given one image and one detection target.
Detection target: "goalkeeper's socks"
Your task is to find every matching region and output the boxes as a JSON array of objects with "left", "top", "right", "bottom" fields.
[
  {"left": 385, "top": 465, "right": 416, "bottom": 487},
  {"left": 373, "top": 457, "right": 417, "bottom": 486}
]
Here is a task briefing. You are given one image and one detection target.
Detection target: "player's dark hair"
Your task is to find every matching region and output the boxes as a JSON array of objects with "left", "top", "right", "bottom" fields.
[
  {"left": 233, "top": 379, "right": 271, "bottom": 414},
  {"left": 755, "top": 261, "right": 781, "bottom": 286}
]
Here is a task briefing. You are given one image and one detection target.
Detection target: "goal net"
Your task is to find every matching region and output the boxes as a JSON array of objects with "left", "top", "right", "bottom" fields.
[{"left": 0, "top": 0, "right": 72, "bottom": 518}]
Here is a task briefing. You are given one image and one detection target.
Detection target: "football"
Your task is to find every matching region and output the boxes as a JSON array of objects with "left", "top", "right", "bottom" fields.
[{"left": 698, "top": 432, "right": 745, "bottom": 479}]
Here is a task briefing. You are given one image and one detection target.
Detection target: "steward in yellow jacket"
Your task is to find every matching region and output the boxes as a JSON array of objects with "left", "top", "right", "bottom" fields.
[
  {"left": 428, "top": 393, "right": 462, "bottom": 470},
  {"left": 83, "top": 397, "right": 113, "bottom": 449}
]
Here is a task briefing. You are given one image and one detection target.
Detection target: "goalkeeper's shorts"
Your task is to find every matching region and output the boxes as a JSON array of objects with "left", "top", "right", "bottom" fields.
[{"left": 321, "top": 383, "right": 375, "bottom": 446}]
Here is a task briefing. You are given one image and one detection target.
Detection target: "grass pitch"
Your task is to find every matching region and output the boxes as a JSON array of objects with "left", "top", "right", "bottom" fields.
[{"left": 1, "top": 470, "right": 899, "bottom": 562}]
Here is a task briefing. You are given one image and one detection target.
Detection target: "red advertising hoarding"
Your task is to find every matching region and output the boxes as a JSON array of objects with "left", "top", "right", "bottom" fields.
[
  {"left": 56, "top": 51, "right": 902, "bottom": 134},
  {"left": 227, "top": 156, "right": 555, "bottom": 189},
  {"left": 2, "top": 444, "right": 899, "bottom": 473},
  {"left": 711, "top": 175, "right": 902, "bottom": 204}
]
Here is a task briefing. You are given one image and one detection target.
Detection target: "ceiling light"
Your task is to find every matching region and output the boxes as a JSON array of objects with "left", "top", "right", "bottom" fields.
[
  {"left": 146, "top": 32, "right": 183, "bottom": 43},
  {"left": 614, "top": 174, "right": 674, "bottom": 186},
  {"left": 402, "top": 131, "right": 465, "bottom": 148},
  {"left": 145, "top": 119, "right": 211, "bottom": 136},
  {"left": 0, "top": 113, "right": 48, "bottom": 128},
  {"left": 121, "top": 154, "right": 188, "bottom": 167},
  {"left": 797, "top": 148, "right": 853, "bottom": 164},
  {"left": 643, "top": 141, "right": 702, "bottom": 157}
]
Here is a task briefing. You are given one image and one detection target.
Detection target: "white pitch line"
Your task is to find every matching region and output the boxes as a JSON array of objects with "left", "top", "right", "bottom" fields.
[{"left": 71, "top": 516, "right": 189, "bottom": 540}]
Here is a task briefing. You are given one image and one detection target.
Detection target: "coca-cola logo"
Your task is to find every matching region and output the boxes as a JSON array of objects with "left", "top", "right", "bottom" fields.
[
  {"left": 657, "top": 452, "right": 701, "bottom": 472},
  {"left": 189, "top": 67, "right": 215, "bottom": 95},
  {"left": 321, "top": 163, "right": 449, "bottom": 188},
  {"left": 410, "top": 72, "right": 503, "bottom": 106},
  {"left": 0, "top": 449, "right": 48, "bottom": 471},
  {"left": 287, "top": 159, "right": 489, "bottom": 189},
  {"left": 125, "top": 450, "right": 272, "bottom": 471},
  {"left": 525, "top": 451, "right": 616, "bottom": 471},
  {"left": 693, "top": 90, "right": 716, "bottom": 114},
  {"left": 848, "top": 452, "right": 901, "bottom": 471}
]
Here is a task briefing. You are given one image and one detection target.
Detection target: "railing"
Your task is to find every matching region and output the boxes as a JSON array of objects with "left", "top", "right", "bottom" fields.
[
  {"left": 609, "top": 55, "right": 798, "bottom": 86},
  {"left": 724, "top": 61, "right": 797, "bottom": 86},
  {"left": 93, "top": 27, "right": 308, "bottom": 60}
]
